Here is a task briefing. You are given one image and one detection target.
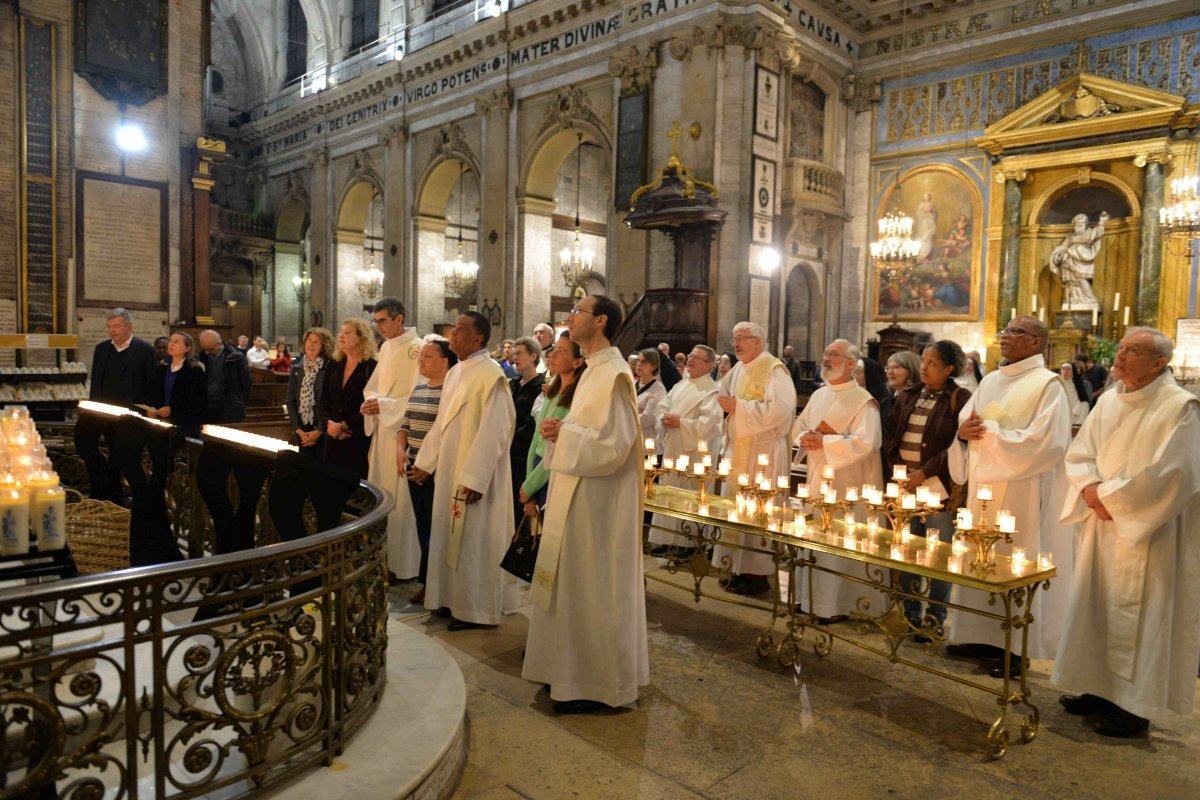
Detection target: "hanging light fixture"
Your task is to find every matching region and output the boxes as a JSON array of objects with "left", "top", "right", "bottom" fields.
[
  {"left": 355, "top": 194, "right": 385, "bottom": 307},
  {"left": 1160, "top": 135, "right": 1200, "bottom": 253},
  {"left": 441, "top": 163, "right": 479, "bottom": 297},
  {"left": 871, "top": 0, "right": 921, "bottom": 277},
  {"left": 559, "top": 132, "right": 596, "bottom": 300},
  {"left": 292, "top": 259, "right": 312, "bottom": 304}
]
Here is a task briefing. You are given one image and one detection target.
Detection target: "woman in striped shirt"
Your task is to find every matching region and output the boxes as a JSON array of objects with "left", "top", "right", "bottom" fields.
[
  {"left": 882, "top": 340, "right": 973, "bottom": 635},
  {"left": 396, "top": 338, "right": 458, "bottom": 604}
]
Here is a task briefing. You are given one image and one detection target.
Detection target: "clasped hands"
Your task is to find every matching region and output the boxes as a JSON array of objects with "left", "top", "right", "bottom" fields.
[
  {"left": 957, "top": 411, "right": 987, "bottom": 441},
  {"left": 325, "top": 420, "right": 352, "bottom": 440},
  {"left": 1082, "top": 482, "right": 1112, "bottom": 521}
]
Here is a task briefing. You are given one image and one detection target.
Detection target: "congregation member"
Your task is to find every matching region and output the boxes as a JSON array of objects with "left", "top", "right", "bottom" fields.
[
  {"left": 77, "top": 308, "right": 159, "bottom": 501},
  {"left": 246, "top": 336, "right": 271, "bottom": 369},
  {"left": 270, "top": 337, "right": 292, "bottom": 373},
  {"left": 1052, "top": 327, "right": 1200, "bottom": 737},
  {"left": 793, "top": 339, "right": 882, "bottom": 620},
  {"left": 147, "top": 332, "right": 208, "bottom": 436},
  {"left": 955, "top": 351, "right": 984, "bottom": 392},
  {"left": 509, "top": 337, "right": 545, "bottom": 517},
  {"left": 947, "top": 315, "right": 1075, "bottom": 676},
  {"left": 524, "top": 295, "right": 648, "bottom": 714},
  {"left": 518, "top": 331, "right": 585, "bottom": 522},
  {"left": 673, "top": 352, "right": 686, "bottom": 372},
  {"left": 1060, "top": 361, "right": 1092, "bottom": 425},
  {"left": 782, "top": 345, "right": 802, "bottom": 392},
  {"left": 396, "top": 338, "right": 457, "bottom": 605},
  {"left": 715, "top": 352, "right": 733, "bottom": 381},
  {"left": 320, "top": 319, "right": 377, "bottom": 477},
  {"left": 648, "top": 345, "right": 723, "bottom": 558},
  {"left": 883, "top": 341, "right": 972, "bottom": 634},
  {"left": 712, "top": 322, "right": 796, "bottom": 596},
  {"left": 235, "top": 334, "right": 250, "bottom": 354},
  {"left": 657, "top": 344, "right": 683, "bottom": 390},
  {"left": 286, "top": 327, "right": 334, "bottom": 457},
  {"left": 1083, "top": 356, "right": 1108, "bottom": 407},
  {"left": 497, "top": 339, "right": 519, "bottom": 379},
  {"left": 531, "top": 323, "right": 555, "bottom": 373},
  {"left": 198, "top": 329, "right": 251, "bottom": 424},
  {"left": 882, "top": 351, "right": 921, "bottom": 423},
  {"left": 153, "top": 335, "right": 170, "bottom": 364},
  {"left": 411, "top": 311, "right": 516, "bottom": 631},
  {"left": 635, "top": 349, "right": 668, "bottom": 439},
  {"left": 359, "top": 298, "right": 424, "bottom": 581}
]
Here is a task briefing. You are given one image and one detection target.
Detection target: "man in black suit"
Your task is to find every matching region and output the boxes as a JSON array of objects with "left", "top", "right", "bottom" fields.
[{"left": 75, "top": 308, "right": 160, "bottom": 501}]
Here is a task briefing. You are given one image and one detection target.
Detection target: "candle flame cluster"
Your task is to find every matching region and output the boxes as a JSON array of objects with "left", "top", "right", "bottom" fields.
[
  {"left": 0, "top": 405, "right": 66, "bottom": 556},
  {"left": 1160, "top": 175, "right": 1200, "bottom": 239}
]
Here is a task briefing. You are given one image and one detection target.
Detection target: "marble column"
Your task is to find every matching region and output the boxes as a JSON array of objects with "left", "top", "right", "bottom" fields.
[
  {"left": 998, "top": 174, "right": 1025, "bottom": 321},
  {"left": 1137, "top": 158, "right": 1164, "bottom": 328}
]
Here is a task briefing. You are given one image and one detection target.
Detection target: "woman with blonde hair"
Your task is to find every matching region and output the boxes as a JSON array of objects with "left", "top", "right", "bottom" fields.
[
  {"left": 319, "top": 319, "right": 377, "bottom": 476},
  {"left": 286, "top": 327, "right": 335, "bottom": 457}
]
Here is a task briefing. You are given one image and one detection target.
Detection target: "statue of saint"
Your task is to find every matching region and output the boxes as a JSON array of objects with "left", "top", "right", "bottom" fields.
[{"left": 1049, "top": 212, "right": 1109, "bottom": 310}]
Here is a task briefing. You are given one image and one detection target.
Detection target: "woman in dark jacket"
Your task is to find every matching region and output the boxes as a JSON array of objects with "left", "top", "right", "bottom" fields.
[
  {"left": 508, "top": 337, "right": 545, "bottom": 516},
  {"left": 882, "top": 339, "right": 972, "bottom": 635},
  {"left": 148, "top": 331, "right": 208, "bottom": 437},
  {"left": 320, "top": 319, "right": 377, "bottom": 478},
  {"left": 286, "top": 327, "right": 335, "bottom": 457}
]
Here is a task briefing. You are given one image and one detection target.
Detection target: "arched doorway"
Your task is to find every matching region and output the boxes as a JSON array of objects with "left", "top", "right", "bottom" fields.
[
  {"left": 414, "top": 158, "right": 480, "bottom": 330},
  {"left": 784, "top": 260, "right": 822, "bottom": 360},
  {"left": 334, "top": 180, "right": 383, "bottom": 327}
]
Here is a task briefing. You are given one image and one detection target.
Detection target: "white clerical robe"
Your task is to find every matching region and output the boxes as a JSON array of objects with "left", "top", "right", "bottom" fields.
[
  {"left": 413, "top": 353, "right": 516, "bottom": 625},
  {"left": 649, "top": 374, "right": 724, "bottom": 547},
  {"left": 523, "top": 346, "right": 648, "bottom": 706},
  {"left": 362, "top": 328, "right": 423, "bottom": 578},
  {"left": 947, "top": 354, "right": 1075, "bottom": 658},
  {"left": 793, "top": 381, "right": 883, "bottom": 618},
  {"left": 711, "top": 353, "right": 796, "bottom": 575},
  {"left": 1051, "top": 371, "right": 1200, "bottom": 721}
]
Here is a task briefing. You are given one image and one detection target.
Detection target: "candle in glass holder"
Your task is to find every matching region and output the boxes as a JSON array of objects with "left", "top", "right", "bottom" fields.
[
  {"left": 977, "top": 485, "right": 993, "bottom": 501},
  {"left": 663, "top": 457, "right": 675, "bottom": 471},
  {"left": 843, "top": 532, "right": 856, "bottom": 551},
  {"left": 952, "top": 538, "right": 967, "bottom": 555},
  {"left": 698, "top": 502, "right": 709, "bottom": 517},
  {"left": 31, "top": 484, "right": 65, "bottom": 550},
  {"left": 867, "top": 515, "right": 879, "bottom": 534},
  {"left": 823, "top": 489, "right": 838, "bottom": 504},
  {"left": 947, "top": 555, "right": 963, "bottom": 574},
  {"left": 702, "top": 454, "right": 713, "bottom": 468},
  {"left": 718, "top": 459, "right": 731, "bottom": 476},
  {"left": 737, "top": 473, "right": 750, "bottom": 487},
  {"left": 676, "top": 454, "right": 689, "bottom": 471},
  {"left": 697, "top": 440, "right": 708, "bottom": 454},
  {"left": 758, "top": 454, "right": 770, "bottom": 468},
  {"left": 793, "top": 517, "right": 808, "bottom": 537},
  {"left": 694, "top": 462, "right": 705, "bottom": 476},
  {"left": 1011, "top": 559, "right": 1027, "bottom": 577},
  {"left": 844, "top": 513, "right": 856, "bottom": 528},
  {"left": 0, "top": 487, "right": 29, "bottom": 556},
  {"left": 890, "top": 545, "right": 904, "bottom": 562},
  {"left": 777, "top": 475, "right": 789, "bottom": 490},
  {"left": 755, "top": 470, "right": 766, "bottom": 485},
  {"left": 845, "top": 487, "right": 859, "bottom": 503},
  {"left": 746, "top": 497, "right": 758, "bottom": 516},
  {"left": 886, "top": 482, "right": 900, "bottom": 498},
  {"left": 821, "top": 464, "right": 835, "bottom": 480},
  {"left": 926, "top": 530, "right": 940, "bottom": 549},
  {"left": 645, "top": 455, "right": 656, "bottom": 470},
  {"left": 795, "top": 485, "right": 810, "bottom": 500},
  {"left": 893, "top": 464, "right": 908, "bottom": 482},
  {"left": 759, "top": 479, "right": 771, "bottom": 493},
  {"left": 644, "top": 437, "right": 656, "bottom": 452},
  {"left": 998, "top": 511, "right": 1016, "bottom": 534},
  {"left": 956, "top": 509, "right": 974, "bottom": 530},
  {"left": 900, "top": 525, "right": 913, "bottom": 544},
  {"left": 901, "top": 493, "right": 917, "bottom": 510},
  {"left": 1038, "top": 551, "right": 1054, "bottom": 569},
  {"left": 1011, "top": 546, "right": 1027, "bottom": 566}
]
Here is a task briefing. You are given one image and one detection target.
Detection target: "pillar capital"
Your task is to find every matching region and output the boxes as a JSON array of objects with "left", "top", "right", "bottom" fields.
[{"left": 993, "top": 166, "right": 1029, "bottom": 185}]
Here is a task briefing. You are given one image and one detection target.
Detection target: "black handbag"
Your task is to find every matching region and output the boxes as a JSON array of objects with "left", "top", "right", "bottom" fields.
[{"left": 500, "top": 509, "right": 541, "bottom": 582}]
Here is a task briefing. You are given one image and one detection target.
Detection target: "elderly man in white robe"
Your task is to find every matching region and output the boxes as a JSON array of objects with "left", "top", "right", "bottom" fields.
[
  {"left": 523, "top": 295, "right": 648, "bottom": 714},
  {"left": 1053, "top": 328, "right": 1200, "bottom": 737},
  {"left": 793, "top": 339, "right": 882, "bottom": 622},
  {"left": 410, "top": 311, "right": 516, "bottom": 631},
  {"left": 711, "top": 322, "right": 796, "bottom": 597},
  {"left": 947, "top": 315, "right": 1075, "bottom": 677},
  {"left": 648, "top": 344, "right": 723, "bottom": 559},
  {"left": 360, "top": 297, "right": 423, "bottom": 583}
]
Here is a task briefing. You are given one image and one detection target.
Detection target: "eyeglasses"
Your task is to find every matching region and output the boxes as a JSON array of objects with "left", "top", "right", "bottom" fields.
[
  {"left": 883, "top": 364, "right": 906, "bottom": 372},
  {"left": 729, "top": 335, "right": 760, "bottom": 345},
  {"left": 569, "top": 306, "right": 595, "bottom": 317},
  {"left": 822, "top": 351, "right": 852, "bottom": 360},
  {"left": 998, "top": 326, "right": 1036, "bottom": 338}
]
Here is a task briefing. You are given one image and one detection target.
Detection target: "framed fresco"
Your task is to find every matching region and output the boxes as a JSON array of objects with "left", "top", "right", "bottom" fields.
[
  {"left": 872, "top": 163, "right": 982, "bottom": 321},
  {"left": 74, "top": 0, "right": 168, "bottom": 105}
]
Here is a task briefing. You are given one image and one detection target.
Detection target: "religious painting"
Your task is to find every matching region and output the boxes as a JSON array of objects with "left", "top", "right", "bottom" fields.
[
  {"left": 753, "top": 66, "right": 779, "bottom": 141},
  {"left": 74, "top": 0, "right": 168, "bottom": 105},
  {"left": 872, "top": 164, "right": 982, "bottom": 321},
  {"left": 751, "top": 157, "right": 776, "bottom": 244}
]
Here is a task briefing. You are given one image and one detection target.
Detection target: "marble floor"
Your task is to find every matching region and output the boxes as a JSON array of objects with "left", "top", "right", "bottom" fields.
[{"left": 384, "top": 567, "right": 1200, "bottom": 800}]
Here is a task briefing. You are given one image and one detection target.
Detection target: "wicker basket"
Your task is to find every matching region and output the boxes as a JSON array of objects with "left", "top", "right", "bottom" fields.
[{"left": 66, "top": 497, "right": 131, "bottom": 575}]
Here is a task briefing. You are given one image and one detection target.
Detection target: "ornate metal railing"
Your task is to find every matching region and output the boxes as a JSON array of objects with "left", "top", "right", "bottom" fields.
[{"left": 0, "top": 459, "right": 393, "bottom": 798}]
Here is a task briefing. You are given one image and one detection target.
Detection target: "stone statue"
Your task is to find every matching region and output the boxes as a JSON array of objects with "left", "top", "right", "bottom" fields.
[{"left": 1049, "top": 212, "right": 1109, "bottom": 310}]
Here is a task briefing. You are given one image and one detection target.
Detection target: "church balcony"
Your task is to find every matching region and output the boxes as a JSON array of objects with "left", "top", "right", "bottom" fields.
[
  {"left": 218, "top": 208, "right": 276, "bottom": 240},
  {"left": 783, "top": 158, "right": 846, "bottom": 216}
]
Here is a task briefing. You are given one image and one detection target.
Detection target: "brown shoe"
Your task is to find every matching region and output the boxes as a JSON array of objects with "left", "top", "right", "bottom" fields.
[{"left": 410, "top": 587, "right": 425, "bottom": 605}]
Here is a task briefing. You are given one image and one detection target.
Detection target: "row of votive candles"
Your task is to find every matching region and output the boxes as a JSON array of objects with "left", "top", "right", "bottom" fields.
[{"left": 0, "top": 405, "right": 67, "bottom": 555}]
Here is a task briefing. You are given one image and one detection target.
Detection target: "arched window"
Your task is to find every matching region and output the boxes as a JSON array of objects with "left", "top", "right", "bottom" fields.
[
  {"left": 350, "top": 0, "right": 379, "bottom": 51},
  {"left": 285, "top": 0, "right": 308, "bottom": 82}
]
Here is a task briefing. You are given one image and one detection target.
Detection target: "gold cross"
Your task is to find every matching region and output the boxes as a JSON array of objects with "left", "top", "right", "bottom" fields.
[{"left": 666, "top": 120, "right": 686, "bottom": 158}]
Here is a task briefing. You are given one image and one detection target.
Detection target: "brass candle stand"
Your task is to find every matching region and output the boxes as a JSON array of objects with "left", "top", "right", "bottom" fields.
[
  {"left": 643, "top": 457, "right": 666, "bottom": 498},
  {"left": 806, "top": 493, "right": 852, "bottom": 533},
  {"left": 864, "top": 494, "right": 939, "bottom": 537},
  {"left": 736, "top": 482, "right": 789, "bottom": 523},
  {"left": 953, "top": 497, "right": 1017, "bottom": 572},
  {"left": 682, "top": 468, "right": 719, "bottom": 503}
]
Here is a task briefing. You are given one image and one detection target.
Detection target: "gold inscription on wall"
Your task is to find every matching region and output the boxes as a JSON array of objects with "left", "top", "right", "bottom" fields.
[{"left": 82, "top": 178, "right": 162, "bottom": 307}]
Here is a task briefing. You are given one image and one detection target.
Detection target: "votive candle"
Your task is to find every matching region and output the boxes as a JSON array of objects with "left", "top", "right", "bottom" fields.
[
  {"left": 947, "top": 555, "right": 963, "bottom": 574},
  {"left": 893, "top": 464, "right": 908, "bottom": 481},
  {"left": 998, "top": 511, "right": 1016, "bottom": 534},
  {"left": 0, "top": 488, "right": 29, "bottom": 556},
  {"left": 31, "top": 485, "right": 65, "bottom": 550},
  {"left": 977, "top": 484, "right": 993, "bottom": 501},
  {"left": 758, "top": 454, "right": 770, "bottom": 467},
  {"left": 821, "top": 464, "right": 835, "bottom": 480},
  {"left": 1038, "top": 551, "right": 1054, "bottom": 569},
  {"left": 1011, "top": 546, "right": 1027, "bottom": 565}
]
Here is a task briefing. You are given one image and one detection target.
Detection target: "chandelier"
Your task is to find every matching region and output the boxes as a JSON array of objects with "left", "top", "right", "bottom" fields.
[
  {"left": 292, "top": 260, "right": 312, "bottom": 303},
  {"left": 1160, "top": 174, "right": 1200, "bottom": 249},
  {"left": 871, "top": 207, "right": 921, "bottom": 272},
  {"left": 442, "top": 163, "right": 479, "bottom": 297},
  {"left": 356, "top": 197, "right": 384, "bottom": 307},
  {"left": 559, "top": 132, "right": 596, "bottom": 300}
]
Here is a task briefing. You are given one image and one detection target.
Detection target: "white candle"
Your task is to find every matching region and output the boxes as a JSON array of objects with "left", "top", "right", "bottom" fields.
[
  {"left": 885, "top": 482, "right": 900, "bottom": 498},
  {"left": 1031, "top": 293, "right": 1037, "bottom": 313},
  {"left": 1010, "top": 307, "right": 1017, "bottom": 321},
  {"left": 645, "top": 456, "right": 656, "bottom": 470},
  {"left": 821, "top": 464, "right": 835, "bottom": 480},
  {"left": 31, "top": 485, "right": 65, "bottom": 550},
  {"left": 1113, "top": 291, "right": 1120, "bottom": 311},
  {"left": 676, "top": 455, "right": 689, "bottom": 470},
  {"left": 1011, "top": 546, "right": 1027, "bottom": 565},
  {"left": 952, "top": 538, "right": 968, "bottom": 555},
  {"left": 998, "top": 511, "right": 1016, "bottom": 534},
  {"left": 758, "top": 454, "right": 770, "bottom": 467},
  {"left": 702, "top": 454, "right": 713, "bottom": 468},
  {"left": 718, "top": 460, "right": 730, "bottom": 476},
  {"left": 1038, "top": 551, "right": 1054, "bottom": 569},
  {"left": 823, "top": 490, "right": 838, "bottom": 504},
  {"left": 694, "top": 463, "right": 705, "bottom": 476},
  {"left": 759, "top": 479, "right": 771, "bottom": 492},
  {"left": 698, "top": 502, "right": 709, "bottom": 517},
  {"left": 777, "top": 475, "right": 789, "bottom": 489},
  {"left": 901, "top": 494, "right": 917, "bottom": 510},
  {"left": 845, "top": 487, "right": 859, "bottom": 503},
  {"left": 1123, "top": 305, "right": 1131, "bottom": 326},
  {"left": 977, "top": 484, "right": 993, "bottom": 501},
  {"left": 1091, "top": 308, "right": 1099, "bottom": 328},
  {"left": 957, "top": 510, "right": 974, "bottom": 530},
  {"left": 737, "top": 473, "right": 750, "bottom": 487},
  {"left": 0, "top": 488, "right": 29, "bottom": 556},
  {"left": 663, "top": 457, "right": 675, "bottom": 471},
  {"left": 697, "top": 440, "right": 708, "bottom": 454},
  {"left": 795, "top": 485, "right": 810, "bottom": 499},
  {"left": 645, "top": 437, "right": 656, "bottom": 452}
]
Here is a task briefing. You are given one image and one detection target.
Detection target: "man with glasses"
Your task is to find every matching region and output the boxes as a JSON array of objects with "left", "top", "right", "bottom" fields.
[
  {"left": 524, "top": 295, "right": 649, "bottom": 714},
  {"left": 793, "top": 339, "right": 882, "bottom": 622},
  {"left": 711, "top": 322, "right": 796, "bottom": 596},
  {"left": 360, "top": 297, "right": 424, "bottom": 583},
  {"left": 946, "top": 315, "right": 1076, "bottom": 677}
]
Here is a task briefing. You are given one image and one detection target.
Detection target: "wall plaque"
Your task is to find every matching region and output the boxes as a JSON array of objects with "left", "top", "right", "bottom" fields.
[
  {"left": 615, "top": 91, "right": 648, "bottom": 210},
  {"left": 77, "top": 172, "right": 168, "bottom": 310},
  {"left": 754, "top": 66, "right": 779, "bottom": 142},
  {"left": 74, "top": 0, "right": 168, "bottom": 105}
]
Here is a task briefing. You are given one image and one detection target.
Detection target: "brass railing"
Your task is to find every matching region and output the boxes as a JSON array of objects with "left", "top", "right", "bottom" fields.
[{"left": 0, "top": 446, "right": 393, "bottom": 799}]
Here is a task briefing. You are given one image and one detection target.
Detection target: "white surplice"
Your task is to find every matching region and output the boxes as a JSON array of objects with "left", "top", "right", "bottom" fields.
[
  {"left": 649, "top": 374, "right": 723, "bottom": 547},
  {"left": 711, "top": 353, "right": 796, "bottom": 575},
  {"left": 636, "top": 379, "right": 667, "bottom": 445},
  {"left": 523, "top": 346, "right": 649, "bottom": 706},
  {"left": 793, "top": 381, "right": 883, "bottom": 618},
  {"left": 947, "top": 354, "right": 1075, "bottom": 658},
  {"left": 362, "top": 328, "right": 423, "bottom": 578},
  {"left": 1051, "top": 371, "right": 1200, "bottom": 721},
  {"left": 413, "top": 352, "right": 517, "bottom": 625}
]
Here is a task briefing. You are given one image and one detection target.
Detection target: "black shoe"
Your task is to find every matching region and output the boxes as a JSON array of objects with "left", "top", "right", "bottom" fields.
[
  {"left": 447, "top": 618, "right": 485, "bottom": 632},
  {"left": 1090, "top": 709, "right": 1150, "bottom": 737},
  {"left": 730, "top": 576, "right": 771, "bottom": 596},
  {"left": 987, "top": 657, "right": 1031, "bottom": 678},
  {"left": 666, "top": 547, "right": 696, "bottom": 560},
  {"left": 719, "top": 575, "right": 741, "bottom": 591},
  {"left": 945, "top": 643, "right": 1006, "bottom": 661},
  {"left": 1059, "top": 693, "right": 1118, "bottom": 716},
  {"left": 647, "top": 545, "right": 670, "bottom": 557},
  {"left": 554, "top": 699, "right": 609, "bottom": 715},
  {"left": 434, "top": 607, "right": 452, "bottom": 618}
]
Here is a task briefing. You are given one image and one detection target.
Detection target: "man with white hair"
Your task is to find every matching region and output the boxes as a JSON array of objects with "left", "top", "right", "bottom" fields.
[
  {"left": 793, "top": 339, "right": 882, "bottom": 622},
  {"left": 649, "top": 345, "right": 723, "bottom": 558},
  {"left": 531, "top": 323, "right": 555, "bottom": 374},
  {"left": 712, "top": 322, "right": 796, "bottom": 596},
  {"left": 1053, "top": 327, "right": 1200, "bottom": 737}
]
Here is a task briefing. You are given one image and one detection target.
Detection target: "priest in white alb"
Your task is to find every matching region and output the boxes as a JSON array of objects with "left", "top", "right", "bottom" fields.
[
  {"left": 1053, "top": 328, "right": 1200, "bottom": 737},
  {"left": 360, "top": 297, "right": 424, "bottom": 581},
  {"left": 947, "top": 315, "right": 1075, "bottom": 676},
  {"left": 523, "top": 295, "right": 648, "bottom": 714},
  {"left": 793, "top": 339, "right": 882, "bottom": 621},
  {"left": 648, "top": 344, "right": 724, "bottom": 557},
  {"left": 410, "top": 311, "right": 516, "bottom": 631},
  {"left": 711, "top": 322, "right": 796, "bottom": 597}
]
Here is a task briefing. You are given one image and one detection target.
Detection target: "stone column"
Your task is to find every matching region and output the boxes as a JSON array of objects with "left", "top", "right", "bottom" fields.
[
  {"left": 515, "top": 196, "right": 556, "bottom": 335},
  {"left": 414, "top": 215, "right": 448, "bottom": 331},
  {"left": 305, "top": 147, "right": 330, "bottom": 327},
  {"left": 996, "top": 169, "right": 1027, "bottom": 322},
  {"left": 382, "top": 124, "right": 408, "bottom": 303},
  {"left": 476, "top": 91, "right": 512, "bottom": 334},
  {"left": 1135, "top": 153, "right": 1166, "bottom": 328}
]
